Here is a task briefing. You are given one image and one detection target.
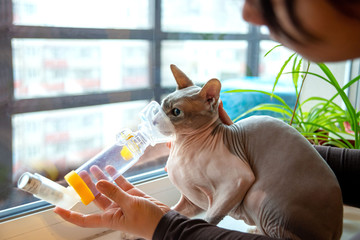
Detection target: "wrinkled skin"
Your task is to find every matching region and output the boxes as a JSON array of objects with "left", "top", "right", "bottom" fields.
[{"left": 162, "top": 65, "right": 343, "bottom": 239}]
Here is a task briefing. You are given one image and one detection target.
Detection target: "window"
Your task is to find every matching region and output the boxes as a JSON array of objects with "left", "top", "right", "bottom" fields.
[{"left": 0, "top": 0, "right": 296, "bottom": 219}]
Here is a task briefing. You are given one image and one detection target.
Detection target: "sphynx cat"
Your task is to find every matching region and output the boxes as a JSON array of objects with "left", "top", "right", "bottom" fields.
[{"left": 161, "top": 64, "right": 343, "bottom": 240}]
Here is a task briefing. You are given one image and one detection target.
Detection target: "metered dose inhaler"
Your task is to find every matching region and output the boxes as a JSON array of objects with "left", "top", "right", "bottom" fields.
[{"left": 18, "top": 101, "right": 175, "bottom": 209}]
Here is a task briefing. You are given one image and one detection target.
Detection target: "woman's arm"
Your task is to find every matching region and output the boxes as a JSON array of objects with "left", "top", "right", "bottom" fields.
[
  {"left": 314, "top": 145, "right": 360, "bottom": 208},
  {"left": 154, "top": 210, "right": 275, "bottom": 240}
]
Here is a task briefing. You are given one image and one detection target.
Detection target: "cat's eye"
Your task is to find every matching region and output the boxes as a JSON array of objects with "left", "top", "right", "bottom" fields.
[{"left": 172, "top": 108, "right": 181, "bottom": 116}]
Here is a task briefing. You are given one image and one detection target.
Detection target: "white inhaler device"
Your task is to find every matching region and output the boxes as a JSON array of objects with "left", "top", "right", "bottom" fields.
[{"left": 17, "top": 101, "right": 175, "bottom": 209}]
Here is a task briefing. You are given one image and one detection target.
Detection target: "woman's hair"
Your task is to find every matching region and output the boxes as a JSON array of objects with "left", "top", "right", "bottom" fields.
[
  {"left": 328, "top": 0, "right": 360, "bottom": 19},
  {"left": 258, "top": 0, "right": 360, "bottom": 43}
]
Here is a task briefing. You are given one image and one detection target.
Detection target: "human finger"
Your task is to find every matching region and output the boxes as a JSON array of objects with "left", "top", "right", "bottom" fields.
[
  {"left": 77, "top": 169, "right": 112, "bottom": 210},
  {"left": 78, "top": 170, "right": 99, "bottom": 197},
  {"left": 90, "top": 165, "right": 109, "bottom": 181},
  {"left": 218, "top": 99, "right": 233, "bottom": 125},
  {"left": 93, "top": 192, "right": 113, "bottom": 211},
  {"left": 54, "top": 207, "right": 105, "bottom": 228},
  {"left": 105, "top": 166, "right": 134, "bottom": 192},
  {"left": 96, "top": 180, "right": 132, "bottom": 209}
]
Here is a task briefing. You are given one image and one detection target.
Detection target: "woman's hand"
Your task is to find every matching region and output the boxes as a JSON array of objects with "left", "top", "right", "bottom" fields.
[{"left": 54, "top": 166, "right": 170, "bottom": 240}]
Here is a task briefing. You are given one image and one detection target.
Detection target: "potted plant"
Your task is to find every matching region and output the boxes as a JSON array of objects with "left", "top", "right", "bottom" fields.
[{"left": 225, "top": 45, "right": 360, "bottom": 149}]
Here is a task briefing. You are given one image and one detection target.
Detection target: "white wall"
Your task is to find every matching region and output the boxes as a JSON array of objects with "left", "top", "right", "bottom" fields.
[{"left": 300, "top": 60, "right": 360, "bottom": 111}]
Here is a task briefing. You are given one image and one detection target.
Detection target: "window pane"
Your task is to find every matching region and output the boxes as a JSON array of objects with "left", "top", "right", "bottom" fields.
[
  {"left": 2, "top": 100, "right": 169, "bottom": 211},
  {"left": 260, "top": 26, "right": 270, "bottom": 35},
  {"left": 161, "top": 40, "right": 247, "bottom": 87},
  {"left": 259, "top": 40, "right": 295, "bottom": 79},
  {"left": 13, "top": 0, "right": 151, "bottom": 29},
  {"left": 13, "top": 39, "right": 150, "bottom": 99},
  {"left": 13, "top": 101, "right": 146, "bottom": 182},
  {"left": 162, "top": 0, "right": 247, "bottom": 33}
]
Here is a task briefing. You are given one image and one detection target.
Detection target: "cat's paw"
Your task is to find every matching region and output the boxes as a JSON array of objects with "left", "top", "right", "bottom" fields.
[
  {"left": 119, "top": 232, "right": 144, "bottom": 240},
  {"left": 247, "top": 226, "right": 261, "bottom": 234}
]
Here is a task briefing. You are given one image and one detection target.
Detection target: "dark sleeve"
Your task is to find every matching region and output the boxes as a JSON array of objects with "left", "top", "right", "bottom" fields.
[
  {"left": 314, "top": 145, "right": 360, "bottom": 208},
  {"left": 153, "top": 210, "right": 277, "bottom": 240}
]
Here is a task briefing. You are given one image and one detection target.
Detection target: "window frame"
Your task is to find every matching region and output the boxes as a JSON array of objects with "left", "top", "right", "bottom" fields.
[
  {"left": 347, "top": 59, "right": 360, "bottom": 111},
  {"left": 0, "top": 0, "right": 272, "bottom": 220}
]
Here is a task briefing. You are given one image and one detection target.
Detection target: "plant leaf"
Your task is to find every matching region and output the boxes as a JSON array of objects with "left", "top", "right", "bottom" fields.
[
  {"left": 264, "top": 44, "right": 282, "bottom": 57},
  {"left": 317, "top": 63, "right": 359, "bottom": 148},
  {"left": 272, "top": 53, "right": 297, "bottom": 94}
]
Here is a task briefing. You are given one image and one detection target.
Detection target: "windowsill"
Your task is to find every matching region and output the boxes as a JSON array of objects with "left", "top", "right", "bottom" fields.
[{"left": 1, "top": 176, "right": 360, "bottom": 240}]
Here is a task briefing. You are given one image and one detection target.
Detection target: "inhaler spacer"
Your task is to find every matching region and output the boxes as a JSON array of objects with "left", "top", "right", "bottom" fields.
[{"left": 17, "top": 101, "right": 175, "bottom": 209}]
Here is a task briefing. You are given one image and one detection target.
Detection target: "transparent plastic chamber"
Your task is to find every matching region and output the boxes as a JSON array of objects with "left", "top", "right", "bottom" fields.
[{"left": 17, "top": 101, "right": 175, "bottom": 209}]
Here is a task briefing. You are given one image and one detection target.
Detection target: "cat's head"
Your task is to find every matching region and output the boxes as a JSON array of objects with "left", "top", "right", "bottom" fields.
[{"left": 161, "top": 64, "right": 221, "bottom": 135}]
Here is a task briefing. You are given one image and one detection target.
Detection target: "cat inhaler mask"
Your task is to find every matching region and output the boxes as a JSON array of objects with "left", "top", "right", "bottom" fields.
[{"left": 137, "top": 101, "right": 175, "bottom": 145}]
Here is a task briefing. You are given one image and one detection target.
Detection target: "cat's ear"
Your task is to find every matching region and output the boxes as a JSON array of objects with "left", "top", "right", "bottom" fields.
[
  {"left": 199, "top": 78, "right": 221, "bottom": 108},
  {"left": 170, "top": 64, "right": 194, "bottom": 89}
]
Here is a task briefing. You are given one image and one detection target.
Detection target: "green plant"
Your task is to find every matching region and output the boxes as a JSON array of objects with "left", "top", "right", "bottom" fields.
[{"left": 226, "top": 46, "right": 360, "bottom": 149}]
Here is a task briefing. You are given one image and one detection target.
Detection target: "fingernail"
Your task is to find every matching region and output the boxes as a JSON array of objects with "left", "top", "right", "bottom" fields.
[{"left": 96, "top": 181, "right": 106, "bottom": 190}]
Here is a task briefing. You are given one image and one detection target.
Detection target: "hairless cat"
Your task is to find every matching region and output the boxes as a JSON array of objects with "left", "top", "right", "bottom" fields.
[{"left": 160, "top": 65, "right": 343, "bottom": 240}]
